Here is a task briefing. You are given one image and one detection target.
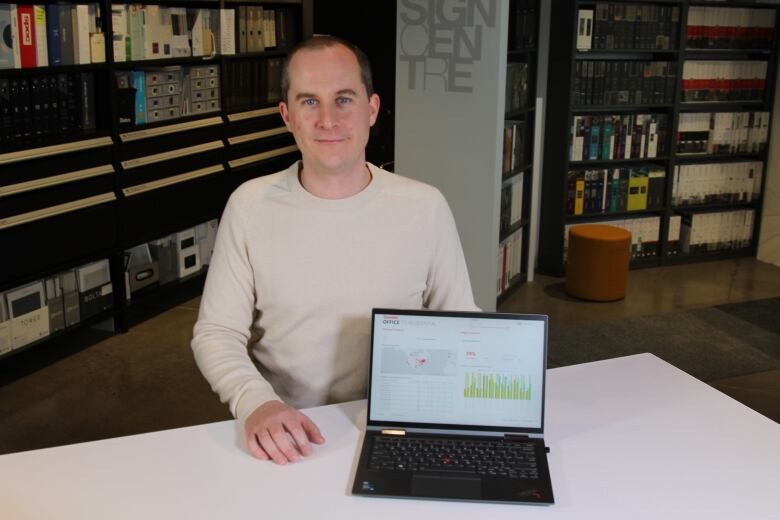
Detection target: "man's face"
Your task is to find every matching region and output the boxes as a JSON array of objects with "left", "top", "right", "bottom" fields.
[{"left": 279, "top": 44, "right": 380, "bottom": 175}]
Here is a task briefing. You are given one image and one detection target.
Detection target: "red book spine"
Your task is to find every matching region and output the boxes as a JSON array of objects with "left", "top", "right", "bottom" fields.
[{"left": 16, "top": 5, "right": 37, "bottom": 68}]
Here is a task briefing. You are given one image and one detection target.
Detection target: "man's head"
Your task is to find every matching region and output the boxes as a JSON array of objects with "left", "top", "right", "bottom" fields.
[
  {"left": 281, "top": 35, "right": 374, "bottom": 104},
  {"left": 279, "top": 36, "right": 380, "bottom": 178}
]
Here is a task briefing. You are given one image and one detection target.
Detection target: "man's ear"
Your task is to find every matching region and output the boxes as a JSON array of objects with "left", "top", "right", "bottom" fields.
[
  {"left": 279, "top": 101, "right": 292, "bottom": 129},
  {"left": 368, "top": 93, "right": 381, "bottom": 127}
]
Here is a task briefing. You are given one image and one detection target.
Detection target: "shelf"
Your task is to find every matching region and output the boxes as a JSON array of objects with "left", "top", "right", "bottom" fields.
[
  {"left": 679, "top": 101, "right": 766, "bottom": 112},
  {"left": 665, "top": 247, "right": 755, "bottom": 265},
  {"left": 569, "top": 157, "right": 670, "bottom": 166},
  {"left": 508, "top": 47, "right": 538, "bottom": 56},
  {"left": 223, "top": 49, "right": 291, "bottom": 60},
  {"left": 0, "top": 308, "right": 117, "bottom": 364},
  {"left": 123, "top": 271, "right": 207, "bottom": 330},
  {"left": 575, "top": 49, "right": 679, "bottom": 57},
  {"left": 503, "top": 164, "right": 532, "bottom": 184},
  {"left": 572, "top": 104, "right": 675, "bottom": 112},
  {"left": 683, "top": 49, "right": 772, "bottom": 59},
  {"left": 505, "top": 107, "right": 535, "bottom": 119},
  {"left": 0, "top": 63, "right": 106, "bottom": 77},
  {"left": 500, "top": 219, "right": 528, "bottom": 243},
  {"left": 119, "top": 117, "right": 223, "bottom": 143},
  {"left": 113, "top": 55, "right": 221, "bottom": 69},
  {"left": 673, "top": 153, "right": 765, "bottom": 164},
  {"left": 565, "top": 209, "right": 665, "bottom": 222},
  {"left": 497, "top": 273, "right": 527, "bottom": 305},
  {"left": 673, "top": 202, "right": 758, "bottom": 213}
]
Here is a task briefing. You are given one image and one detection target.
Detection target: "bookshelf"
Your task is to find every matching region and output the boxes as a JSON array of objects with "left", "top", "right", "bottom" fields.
[
  {"left": 0, "top": 1, "right": 312, "bottom": 361},
  {"left": 394, "top": 0, "right": 544, "bottom": 311},
  {"left": 539, "top": 0, "right": 778, "bottom": 276}
]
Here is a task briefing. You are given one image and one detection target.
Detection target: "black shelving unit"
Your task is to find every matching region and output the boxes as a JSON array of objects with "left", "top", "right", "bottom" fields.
[
  {"left": 0, "top": 0, "right": 313, "bottom": 363},
  {"left": 497, "top": 0, "right": 541, "bottom": 304},
  {"left": 540, "top": 0, "right": 778, "bottom": 276}
]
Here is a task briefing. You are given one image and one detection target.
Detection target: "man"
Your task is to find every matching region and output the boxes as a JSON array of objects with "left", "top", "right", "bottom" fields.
[{"left": 191, "top": 36, "right": 477, "bottom": 465}]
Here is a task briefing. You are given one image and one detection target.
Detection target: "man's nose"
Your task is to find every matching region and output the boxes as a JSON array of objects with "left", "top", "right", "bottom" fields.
[{"left": 316, "top": 104, "right": 337, "bottom": 129}]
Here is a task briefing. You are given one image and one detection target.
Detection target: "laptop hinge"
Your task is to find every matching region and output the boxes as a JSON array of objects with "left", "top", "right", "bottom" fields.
[
  {"left": 504, "top": 434, "right": 530, "bottom": 441},
  {"left": 381, "top": 429, "right": 406, "bottom": 436}
]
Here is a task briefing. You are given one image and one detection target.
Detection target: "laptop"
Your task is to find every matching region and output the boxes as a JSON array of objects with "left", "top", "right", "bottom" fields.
[{"left": 352, "top": 308, "right": 554, "bottom": 504}]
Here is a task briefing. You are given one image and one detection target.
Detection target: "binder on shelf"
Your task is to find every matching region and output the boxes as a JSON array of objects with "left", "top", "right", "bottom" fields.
[
  {"left": 125, "top": 243, "right": 159, "bottom": 296},
  {"left": 111, "top": 4, "right": 128, "bottom": 62},
  {"left": 6, "top": 280, "right": 49, "bottom": 350},
  {"left": 72, "top": 3, "right": 90, "bottom": 64},
  {"left": 149, "top": 234, "right": 178, "bottom": 285},
  {"left": 33, "top": 5, "right": 48, "bottom": 67},
  {"left": 128, "top": 4, "right": 144, "bottom": 61},
  {"left": 577, "top": 9, "right": 593, "bottom": 50},
  {"left": 0, "top": 293, "right": 12, "bottom": 355},
  {"left": 219, "top": 8, "right": 235, "bottom": 55},
  {"left": 58, "top": 269, "right": 80, "bottom": 327},
  {"left": 76, "top": 259, "right": 113, "bottom": 320},
  {"left": 44, "top": 276, "right": 65, "bottom": 334},
  {"left": 170, "top": 7, "right": 190, "bottom": 57},
  {"left": 195, "top": 219, "right": 218, "bottom": 266},
  {"left": 0, "top": 5, "right": 15, "bottom": 69},
  {"left": 16, "top": 5, "right": 37, "bottom": 68},
  {"left": 175, "top": 227, "right": 202, "bottom": 278}
]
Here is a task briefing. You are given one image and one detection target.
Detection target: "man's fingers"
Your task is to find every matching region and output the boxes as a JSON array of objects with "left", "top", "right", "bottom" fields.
[
  {"left": 286, "top": 424, "right": 313, "bottom": 457},
  {"left": 269, "top": 423, "right": 301, "bottom": 462},
  {"left": 258, "top": 430, "right": 289, "bottom": 465},
  {"left": 246, "top": 434, "right": 270, "bottom": 461},
  {"left": 300, "top": 414, "right": 326, "bottom": 445}
]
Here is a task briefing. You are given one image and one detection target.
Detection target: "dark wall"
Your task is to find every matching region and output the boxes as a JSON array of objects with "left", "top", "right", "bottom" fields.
[{"left": 313, "top": 2, "right": 396, "bottom": 169}]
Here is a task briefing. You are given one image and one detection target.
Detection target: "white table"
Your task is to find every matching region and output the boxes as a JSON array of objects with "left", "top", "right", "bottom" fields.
[{"left": 1, "top": 354, "right": 778, "bottom": 519}]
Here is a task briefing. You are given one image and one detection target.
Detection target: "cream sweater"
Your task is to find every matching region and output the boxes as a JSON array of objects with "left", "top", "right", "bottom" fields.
[{"left": 191, "top": 162, "right": 478, "bottom": 422}]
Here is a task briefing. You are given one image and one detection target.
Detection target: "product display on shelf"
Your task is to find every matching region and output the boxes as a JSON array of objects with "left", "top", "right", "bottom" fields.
[{"left": 0, "top": 0, "right": 310, "bottom": 361}]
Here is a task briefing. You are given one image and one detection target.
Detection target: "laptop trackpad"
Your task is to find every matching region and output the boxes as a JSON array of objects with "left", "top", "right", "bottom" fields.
[{"left": 411, "top": 472, "right": 482, "bottom": 499}]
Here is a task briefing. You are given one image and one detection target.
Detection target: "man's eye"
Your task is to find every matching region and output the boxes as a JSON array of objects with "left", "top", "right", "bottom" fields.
[
  {"left": 336, "top": 97, "right": 352, "bottom": 105},
  {"left": 303, "top": 98, "right": 317, "bottom": 106}
]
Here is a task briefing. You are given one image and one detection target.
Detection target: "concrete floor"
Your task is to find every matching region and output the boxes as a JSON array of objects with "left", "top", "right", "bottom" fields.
[{"left": 1, "top": 258, "right": 779, "bottom": 455}]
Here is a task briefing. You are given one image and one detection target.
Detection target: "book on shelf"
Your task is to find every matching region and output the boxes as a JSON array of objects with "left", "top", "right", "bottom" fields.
[
  {"left": 667, "top": 215, "right": 682, "bottom": 255},
  {"left": 505, "top": 61, "right": 529, "bottom": 114},
  {"left": 681, "top": 61, "right": 768, "bottom": 103},
  {"left": 569, "top": 113, "right": 669, "bottom": 161},
  {"left": 566, "top": 164, "right": 665, "bottom": 216},
  {"left": 672, "top": 161, "right": 762, "bottom": 207},
  {"left": 686, "top": 6, "right": 775, "bottom": 50},
  {"left": 0, "top": 71, "right": 96, "bottom": 149},
  {"left": 677, "top": 111, "right": 769, "bottom": 155},
  {"left": 508, "top": 0, "right": 536, "bottom": 50},
  {"left": 679, "top": 209, "right": 754, "bottom": 254},
  {"left": 500, "top": 172, "right": 524, "bottom": 235},
  {"left": 497, "top": 228, "right": 523, "bottom": 295},
  {"left": 578, "top": 3, "right": 680, "bottom": 51},
  {"left": 573, "top": 60, "right": 676, "bottom": 106},
  {"left": 0, "top": 3, "right": 103, "bottom": 68},
  {"left": 502, "top": 120, "right": 527, "bottom": 175}
]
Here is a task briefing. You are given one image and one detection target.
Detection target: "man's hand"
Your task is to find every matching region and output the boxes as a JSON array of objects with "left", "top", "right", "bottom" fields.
[{"left": 244, "top": 400, "right": 325, "bottom": 464}]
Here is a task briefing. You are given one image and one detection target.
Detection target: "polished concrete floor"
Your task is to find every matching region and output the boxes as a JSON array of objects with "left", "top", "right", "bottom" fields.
[{"left": 1, "top": 258, "right": 779, "bottom": 455}]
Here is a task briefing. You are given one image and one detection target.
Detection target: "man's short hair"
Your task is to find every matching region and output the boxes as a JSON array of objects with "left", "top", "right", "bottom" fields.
[{"left": 280, "top": 35, "right": 374, "bottom": 103}]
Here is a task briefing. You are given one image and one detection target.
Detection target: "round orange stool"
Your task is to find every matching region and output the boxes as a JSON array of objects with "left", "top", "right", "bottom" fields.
[{"left": 565, "top": 224, "right": 631, "bottom": 302}]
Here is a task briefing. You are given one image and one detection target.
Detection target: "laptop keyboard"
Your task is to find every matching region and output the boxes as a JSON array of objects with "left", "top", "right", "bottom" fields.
[{"left": 368, "top": 435, "right": 540, "bottom": 479}]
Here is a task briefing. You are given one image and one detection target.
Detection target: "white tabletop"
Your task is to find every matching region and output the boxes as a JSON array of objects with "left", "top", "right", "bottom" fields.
[{"left": 1, "top": 353, "right": 778, "bottom": 519}]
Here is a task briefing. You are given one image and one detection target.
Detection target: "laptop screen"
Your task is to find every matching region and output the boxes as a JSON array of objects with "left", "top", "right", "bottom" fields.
[{"left": 368, "top": 309, "right": 547, "bottom": 433}]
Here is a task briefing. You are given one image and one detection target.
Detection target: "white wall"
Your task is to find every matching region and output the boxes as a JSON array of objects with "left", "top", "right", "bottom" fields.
[{"left": 395, "top": 0, "right": 508, "bottom": 310}]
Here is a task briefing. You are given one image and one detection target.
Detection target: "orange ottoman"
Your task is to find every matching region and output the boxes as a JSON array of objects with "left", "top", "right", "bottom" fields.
[{"left": 565, "top": 224, "right": 631, "bottom": 302}]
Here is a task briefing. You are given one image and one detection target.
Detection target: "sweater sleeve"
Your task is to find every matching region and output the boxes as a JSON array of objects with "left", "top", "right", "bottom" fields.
[
  {"left": 191, "top": 189, "right": 281, "bottom": 423},
  {"left": 422, "top": 190, "right": 480, "bottom": 312}
]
